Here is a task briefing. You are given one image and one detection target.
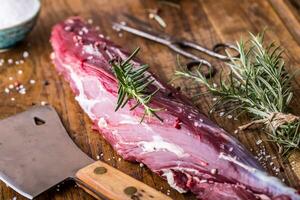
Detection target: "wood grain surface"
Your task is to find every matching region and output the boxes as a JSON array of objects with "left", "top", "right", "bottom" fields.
[{"left": 0, "top": 0, "right": 300, "bottom": 199}]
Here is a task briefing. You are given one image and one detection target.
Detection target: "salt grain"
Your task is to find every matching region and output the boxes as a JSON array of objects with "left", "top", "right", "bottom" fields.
[
  {"left": 29, "top": 79, "right": 36, "bottom": 84},
  {"left": 41, "top": 101, "right": 47, "bottom": 106},
  {"left": 8, "top": 84, "right": 14, "bottom": 89},
  {"left": 8, "top": 59, "right": 13, "bottom": 64},
  {"left": 87, "top": 19, "right": 93, "bottom": 24},
  {"left": 219, "top": 112, "right": 225, "bottom": 117},
  {"left": 139, "top": 163, "right": 144, "bottom": 167},
  {"left": 210, "top": 168, "right": 218, "bottom": 175},
  {"left": 11, "top": 97, "right": 15, "bottom": 101},
  {"left": 256, "top": 140, "right": 262, "bottom": 145},
  {"left": 23, "top": 51, "right": 29, "bottom": 58},
  {"left": 18, "top": 70, "right": 23, "bottom": 75},
  {"left": 9, "top": 77, "right": 13, "bottom": 81}
]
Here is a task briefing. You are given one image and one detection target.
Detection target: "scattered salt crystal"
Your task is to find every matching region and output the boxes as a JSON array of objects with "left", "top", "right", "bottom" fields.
[
  {"left": 64, "top": 26, "right": 71, "bottom": 31},
  {"left": 82, "top": 27, "right": 88, "bottom": 34},
  {"left": 78, "top": 31, "right": 83, "bottom": 35},
  {"left": 8, "top": 84, "right": 14, "bottom": 89},
  {"left": 9, "top": 77, "right": 13, "bottom": 81},
  {"left": 4, "top": 88, "right": 9, "bottom": 93},
  {"left": 139, "top": 163, "right": 144, "bottom": 167},
  {"left": 41, "top": 101, "right": 47, "bottom": 106},
  {"left": 11, "top": 97, "right": 15, "bottom": 101},
  {"left": 87, "top": 19, "right": 93, "bottom": 24},
  {"left": 95, "top": 26, "right": 100, "bottom": 31},
  {"left": 120, "top": 21, "right": 126, "bottom": 25},
  {"left": 20, "top": 60, "right": 24, "bottom": 64},
  {"left": 210, "top": 168, "right": 218, "bottom": 175},
  {"left": 234, "top": 130, "right": 238, "bottom": 134},
  {"left": 50, "top": 52, "right": 55, "bottom": 60},
  {"left": 227, "top": 115, "right": 233, "bottom": 119},
  {"left": 229, "top": 147, "right": 233, "bottom": 152},
  {"left": 12, "top": 197, "right": 17, "bottom": 200},
  {"left": 18, "top": 70, "right": 23, "bottom": 75},
  {"left": 19, "top": 88, "right": 26, "bottom": 94},
  {"left": 256, "top": 140, "right": 262, "bottom": 145},
  {"left": 8, "top": 59, "right": 13, "bottom": 64},
  {"left": 118, "top": 33, "right": 123, "bottom": 37},
  {"left": 118, "top": 157, "right": 121, "bottom": 161},
  {"left": 199, "top": 118, "right": 203, "bottom": 122},
  {"left": 213, "top": 83, "right": 217, "bottom": 88},
  {"left": 96, "top": 155, "right": 100, "bottom": 160},
  {"left": 15, "top": 61, "right": 20, "bottom": 65},
  {"left": 212, "top": 97, "right": 217, "bottom": 101},
  {"left": 23, "top": 51, "right": 29, "bottom": 58},
  {"left": 29, "top": 79, "right": 36, "bottom": 84},
  {"left": 219, "top": 112, "right": 225, "bottom": 117}
]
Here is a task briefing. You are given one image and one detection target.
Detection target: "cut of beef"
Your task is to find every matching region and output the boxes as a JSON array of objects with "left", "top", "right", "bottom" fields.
[{"left": 50, "top": 17, "right": 299, "bottom": 200}]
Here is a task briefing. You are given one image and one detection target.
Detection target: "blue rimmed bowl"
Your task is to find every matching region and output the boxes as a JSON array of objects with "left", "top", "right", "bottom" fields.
[{"left": 0, "top": 0, "right": 41, "bottom": 50}]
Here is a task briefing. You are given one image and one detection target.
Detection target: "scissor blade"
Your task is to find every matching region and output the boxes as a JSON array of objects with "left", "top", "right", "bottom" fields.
[{"left": 113, "top": 23, "right": 171, "bottom": 46}]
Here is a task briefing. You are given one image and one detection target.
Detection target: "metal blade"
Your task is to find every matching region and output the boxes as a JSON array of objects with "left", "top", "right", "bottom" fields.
[{"left": 0, "top": 106, "right": 94, "bottom": 199}]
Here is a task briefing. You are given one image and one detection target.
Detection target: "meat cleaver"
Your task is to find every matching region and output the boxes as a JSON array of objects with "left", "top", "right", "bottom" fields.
[{"left": 0, "top": 106, "right": 170, "bottom": 200}]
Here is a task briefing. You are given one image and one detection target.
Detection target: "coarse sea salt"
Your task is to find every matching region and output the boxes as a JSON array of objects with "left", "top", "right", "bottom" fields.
[{"left": 0, "top": 0, "right": 40, "bottom": 29}]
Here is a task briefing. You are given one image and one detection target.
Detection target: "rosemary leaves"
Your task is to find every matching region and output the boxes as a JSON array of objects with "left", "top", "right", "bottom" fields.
[
  {"left": 110, "top": 48, "right": 163, "bottom": 122},
  {"left": 175, "top": 32, "right": 300, "bottom": 156}
]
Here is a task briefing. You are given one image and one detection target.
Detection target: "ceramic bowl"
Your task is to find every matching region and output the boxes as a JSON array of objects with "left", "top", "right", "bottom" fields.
[{"left": 0, "top": 2, "right": 41, "bottom": 50}]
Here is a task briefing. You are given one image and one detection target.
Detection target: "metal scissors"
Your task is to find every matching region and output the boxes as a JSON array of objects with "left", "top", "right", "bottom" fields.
[{"left": 113, "top": 22, "right": 238, "bottom": 77}]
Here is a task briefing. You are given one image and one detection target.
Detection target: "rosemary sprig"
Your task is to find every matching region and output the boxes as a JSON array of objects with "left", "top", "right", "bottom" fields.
[
  {"left": 175, "top": 32, "right": 300, "bottom": 156},
  {"left": 110, "top": 47, "right": 163, "bottom": 123}
]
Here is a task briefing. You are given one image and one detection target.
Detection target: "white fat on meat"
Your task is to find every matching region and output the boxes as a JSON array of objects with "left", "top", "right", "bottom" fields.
[{"left": 138, "top": 135, "right": 189, "bottom": 158}]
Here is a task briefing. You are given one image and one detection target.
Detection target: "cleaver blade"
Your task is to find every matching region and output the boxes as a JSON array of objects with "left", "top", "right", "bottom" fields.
[{"left": 0, "top": 106, "right": 170, "bottom": 200}]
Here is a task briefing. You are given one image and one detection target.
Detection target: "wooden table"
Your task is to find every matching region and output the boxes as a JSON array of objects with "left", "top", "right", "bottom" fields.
[{"left": 1, "top": 0, "right": 300, "bottom": 199}]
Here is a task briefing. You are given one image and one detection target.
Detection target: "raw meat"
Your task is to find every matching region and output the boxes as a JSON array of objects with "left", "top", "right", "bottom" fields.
[{"left": 50, "top": 17, "right": 300, "bottom": 200}]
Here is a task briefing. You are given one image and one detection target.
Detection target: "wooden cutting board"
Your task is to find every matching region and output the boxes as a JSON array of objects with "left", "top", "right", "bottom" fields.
[{"left": 0, "top": 0, "right": 299, "bottom": 199}]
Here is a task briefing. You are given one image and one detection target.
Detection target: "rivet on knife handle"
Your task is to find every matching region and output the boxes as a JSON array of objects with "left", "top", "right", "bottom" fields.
[{"left": 75, "top": 161, "right": 172, "bottom": 200}]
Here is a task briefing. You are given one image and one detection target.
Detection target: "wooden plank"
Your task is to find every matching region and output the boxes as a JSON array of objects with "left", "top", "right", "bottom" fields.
[
  {"left": 268, "top": 0, "right": 300, "bottom": 45},
  {"left": 0, "top": 0, "right": 299, "bottom": 199}
]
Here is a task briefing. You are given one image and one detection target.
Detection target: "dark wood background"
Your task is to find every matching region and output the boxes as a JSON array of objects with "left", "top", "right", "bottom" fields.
[{"left": 1, "top": 0, "right": 300, "bottom": 199}]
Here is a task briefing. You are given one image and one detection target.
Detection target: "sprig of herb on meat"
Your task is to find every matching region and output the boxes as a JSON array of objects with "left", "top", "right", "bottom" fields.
[{"left": 110, "top": 47, "right": 163, "bottom": 123}]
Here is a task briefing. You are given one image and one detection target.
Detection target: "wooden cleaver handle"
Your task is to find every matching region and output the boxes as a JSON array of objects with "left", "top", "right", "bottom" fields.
[{"left": 75, "top": 161, "right": 172, "bottom": 200}]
